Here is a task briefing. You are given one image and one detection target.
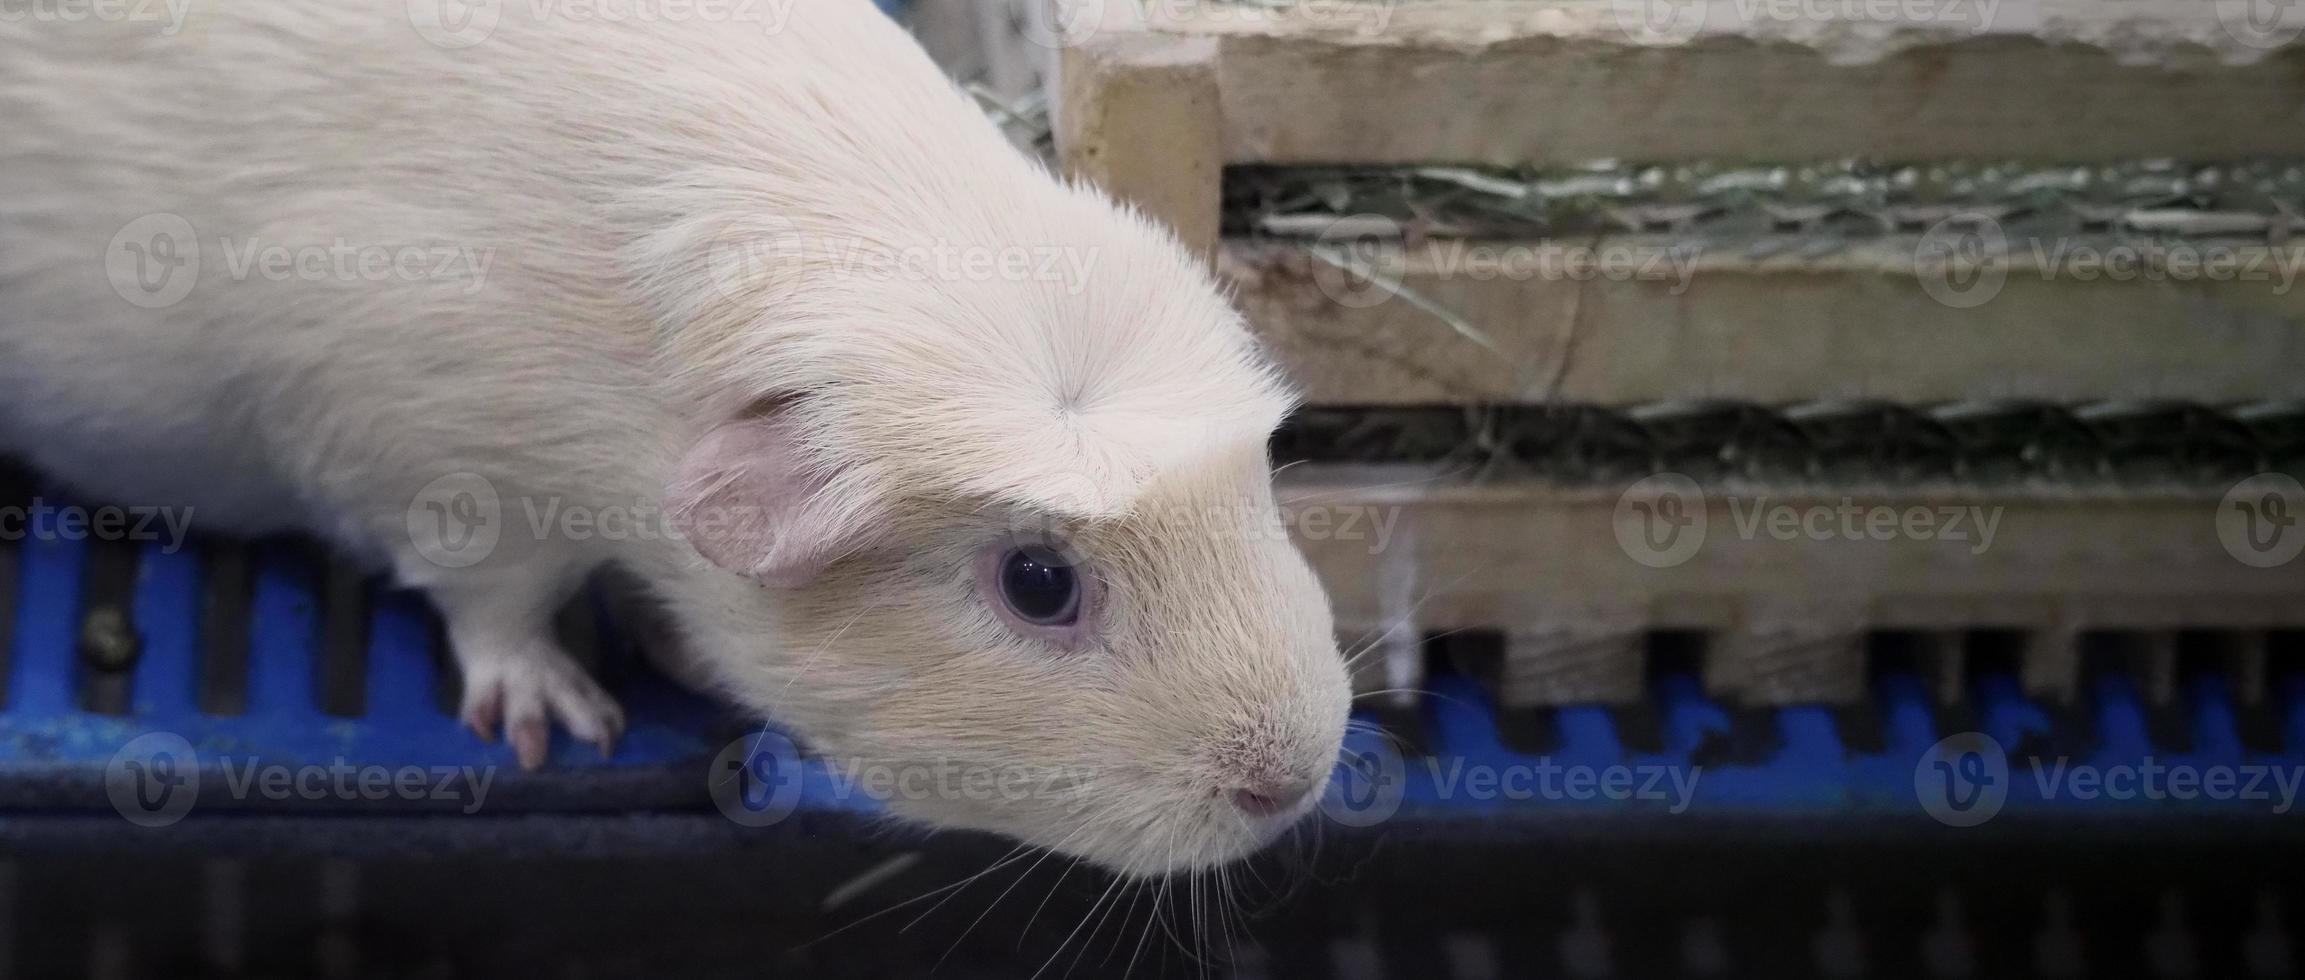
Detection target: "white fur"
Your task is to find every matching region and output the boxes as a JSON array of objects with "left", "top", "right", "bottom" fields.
[{"left": 0, "top": 0, "right": 1349, "bottom": 873}]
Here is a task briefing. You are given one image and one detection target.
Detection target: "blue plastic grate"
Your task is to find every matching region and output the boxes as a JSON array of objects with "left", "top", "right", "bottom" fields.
[{"left": 2, "top": 464, "right": 2302, "bottom": 826}]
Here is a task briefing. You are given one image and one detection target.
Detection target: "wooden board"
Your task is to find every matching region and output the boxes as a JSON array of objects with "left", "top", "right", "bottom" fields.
[
  {"left": 1224, "top": 237, "right": 2305, "bottom": 405},
  {"left": 1057, "top": 1, "right": 2305, "bottom": 253},
  {"left": 1282, "top": 466, "right": 2305, "bottom": 706}
]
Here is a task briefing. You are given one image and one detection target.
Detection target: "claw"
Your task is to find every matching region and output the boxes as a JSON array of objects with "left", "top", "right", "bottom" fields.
[
  {"left": 442, "top": 627, "right": 624, "bottom": 771},
  {"left": 512, "top": 718, "right": 551, "bottom": 771},
  {"left": 463, "top": 690, "right": 502, "bottom": 743}
]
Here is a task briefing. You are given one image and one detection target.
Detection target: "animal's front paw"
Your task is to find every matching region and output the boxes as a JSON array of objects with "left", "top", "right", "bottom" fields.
[{"left": 458, "top": 644, "right": 627, "bottom": 770}]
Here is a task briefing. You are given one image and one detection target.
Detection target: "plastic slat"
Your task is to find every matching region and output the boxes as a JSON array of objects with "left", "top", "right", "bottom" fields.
[
  {"left": 128, "top": 541, "right": 202, "bottom": 718},
  {"left": 0, "top": 535, "right": 18, "bottom": 708},
  {"left": 9, "top": 533, "right": 85, "bottom": 718},
  {"left": 363, "top": 589, "right": 444, "bottom": 730},
  {"left": 242, "top": 542, "right": 324, "bottom": 726}
]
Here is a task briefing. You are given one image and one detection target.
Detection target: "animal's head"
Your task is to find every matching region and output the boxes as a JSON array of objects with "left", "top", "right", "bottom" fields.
[{"left": 657, "top": 185, "right": 1352, "bottom": 875}]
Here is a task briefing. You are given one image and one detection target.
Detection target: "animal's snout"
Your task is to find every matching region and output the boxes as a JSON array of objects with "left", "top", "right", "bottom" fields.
[{"left": 1229, "top": 775, "right": 1316, "bottom": 818}]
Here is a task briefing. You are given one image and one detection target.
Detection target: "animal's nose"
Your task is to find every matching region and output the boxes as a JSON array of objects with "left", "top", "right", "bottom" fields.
[{"left": 1230, "top": 776, "right": 1316, "bottom": 818}]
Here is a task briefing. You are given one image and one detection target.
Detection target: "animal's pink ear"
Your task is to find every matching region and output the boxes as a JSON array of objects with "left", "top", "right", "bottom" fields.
[{"left": 666, "top": 411, "right": 870, "bottom": 588}]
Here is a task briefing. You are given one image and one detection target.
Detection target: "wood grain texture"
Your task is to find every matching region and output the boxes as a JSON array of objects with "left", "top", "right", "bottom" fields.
[
  {"left": 1280, "top": 466, "right": 2305, "bottom": 705},
  {"left": 1057, "top": 32, "right": 1225, "bottom": 257},
  {"left": 1225, "top": 238, "right": 2305, "bottom": 405},
  {"left": 1061, "top": 0, "right": 2305, "bottom": 166}
]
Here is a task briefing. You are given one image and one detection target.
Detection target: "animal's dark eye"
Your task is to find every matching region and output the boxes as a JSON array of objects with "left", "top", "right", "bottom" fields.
[{"left": 998, "top": 547, "right": 1080, "bottom": 626}]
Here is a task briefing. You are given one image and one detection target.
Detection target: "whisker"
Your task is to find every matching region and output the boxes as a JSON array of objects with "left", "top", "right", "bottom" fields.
[
  {"left": 768, "top": 595, "right": 884, "bottom": 712},
  {"left": 1075, "top": 881, "right": 1144, "bottom": 978},
  {"left": 902, "top": 841, "right": 1035, "bottom": 934},
  {"left": 1354, "top": 687, "right": 1475, "bottom": 712},
  {"left": 1022, "top": 803, "right": 1127, "bottom": 951},
  {"left": 1342, "top": 730, "right": 1394, "bottom": 750},
  {"left": 1351, "top": 686, "right": 1428, "bottom": 700},
  {"left": 1019, "top": 852, "right": 1086, "bottom": 949},
  {"left": 799, "top": 842, "right": 1032, "bottom": 950},
  {"left": 1031, "top": 869, "right": 1127, "bottom": 980},
  {"left": 1276, "top": 465, "right": 1471, "bottom": 508},
  {"left": 932, "top": 824, "right": 1090, "bottom": 972},
  {"left": 1337, "top": 565, "right": 1487, "bottom": 674},
  {"left": 1122, "top": 870, "right": 1163, "bottom": 980}
]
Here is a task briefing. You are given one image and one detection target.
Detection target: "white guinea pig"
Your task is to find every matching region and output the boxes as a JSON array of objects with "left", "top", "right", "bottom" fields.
[{"left": 0, "top": 0, "right": 1351, "bottom": 874}]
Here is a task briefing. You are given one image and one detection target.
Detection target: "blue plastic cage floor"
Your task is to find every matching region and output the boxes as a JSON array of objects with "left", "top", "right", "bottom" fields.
[{"left": 1, "top": 465, "right": 2303, "bottom": 826}]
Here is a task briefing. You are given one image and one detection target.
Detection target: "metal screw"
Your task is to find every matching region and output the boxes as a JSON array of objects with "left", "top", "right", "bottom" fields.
[{"left": 79, "top": 607, "right": 141, "bottom": 672}]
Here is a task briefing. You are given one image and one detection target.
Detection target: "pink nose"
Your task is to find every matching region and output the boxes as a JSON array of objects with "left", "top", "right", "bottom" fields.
[{"left": 1230, "top": 776, "right": 1316, "bottom": 817}]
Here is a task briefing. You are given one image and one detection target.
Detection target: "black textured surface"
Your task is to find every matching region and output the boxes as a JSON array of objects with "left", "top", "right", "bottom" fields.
[
  {"left": 195, "top": 536, "right": 252, "bottom": 717},
  {"left": 1226, "top": 160, "right": 2305, "bottom": 243},
  {"left": 318, "top": 552, "right": 371, "bottom": 719},
  {"left": 0, "top": 458, "right": 30, "bottom": 709},
  {"left": 1272, "top": 402, "right": 2305, "bottom": 486},
  {"left": 5, "top": 814, "right": 2305, "bottom": 978}
]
